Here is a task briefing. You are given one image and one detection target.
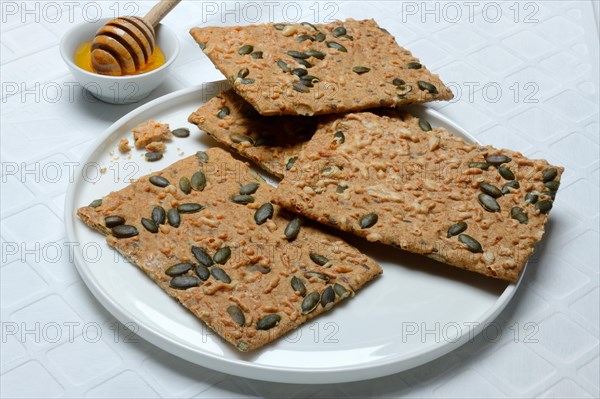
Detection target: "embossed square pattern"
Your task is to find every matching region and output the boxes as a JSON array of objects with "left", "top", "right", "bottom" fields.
[{"left": 0, "top": 1, "right": 598, "bottom": 397}]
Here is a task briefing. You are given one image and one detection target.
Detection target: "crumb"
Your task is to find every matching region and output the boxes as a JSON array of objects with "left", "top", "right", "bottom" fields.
[
  {"left": 100, "top": 167, "right": 107, "bottom": 174},
  {"left": 145, "top": 141, "right": 166, "bottom": 154},
  {"left": 118, "top": 138, "right": 131, "bottom": 153},
  {"left": 132, "top": 120, "right": 172, "bottom": 149}
]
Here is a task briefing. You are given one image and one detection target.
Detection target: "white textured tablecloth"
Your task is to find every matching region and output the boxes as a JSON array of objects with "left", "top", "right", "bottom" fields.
[{"left": 1, "top": 1, "right": 599, "bottom": 397}]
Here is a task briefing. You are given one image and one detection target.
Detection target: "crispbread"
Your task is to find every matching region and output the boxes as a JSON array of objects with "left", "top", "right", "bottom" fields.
[
  {"left": 189, "top": 19, "right": 453, "bottom": 116},
  {"left": 77, "top": 148, "right": 381, "bottom": 351},
  {"left": 273, "top": 111, "right": 563, "bottom": 282}
]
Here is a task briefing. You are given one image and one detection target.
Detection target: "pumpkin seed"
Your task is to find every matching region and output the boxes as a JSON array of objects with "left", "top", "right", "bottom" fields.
[
  {"left": 190, "top": 171, "right": 206, "bottom": 191},
  {"left": 352, "top": 66, "right": 370, "bottom": 74},
  {"left": 191, "top": 246, "right": 213, "bottom": 267},
  {"left": 196, "top": 151, "right": 209, "bottom": 162},
  {"left": 104, "top": 216, "right": 124, "bottom": 228},
  {"left": 111, "top": 225, "right": 139, "bottom": 238},
  {"left": 326, "top": 41, "right": 347, "bottom": 52},
  {"left": 478, "top": 193, "right": 501, "bottom": 212},
  {"left": 254, "top": 203, "right": 274, "bottom": 225},
  {"left": 315, "top": 32, "right": 325, "bottom": 42},
  {"left": 447, "top": 222, "right": 467, "bottom": 238},
  {"left": 211, "top": 266, "right": 231, "bottom": 283},
  {"left": 89, "top": 199, "right": 102, "bottom": 208},
  {"left": 417, "top": 80, "right": 438, "bottom": 94},
  {"left": 292, "top": 68, "right": 308, "bottom": 77},
  {"left": 542, "top": 168, "right": 558, "bottom": 182},
  {"left": 217, "top": 106, "right": 230, "bottom": 119},
  {"left": 230, "top": 134, "right": 254, "bottom": 145},
  {"left": 240, "top": 78, "right": 254, "bottom": 84},
  {"left": 468, "top": 162, "right": 490, "bottom": 170},
  {"left": 301, "top": 21, "right": 320, "bottom": 31},
  {"left": 145, "top": 152, "right": 162, "bottom": 162},
  {"left": 238, "top": 67, "right": 249, "bottom": 78},
  {"left": 545, "top": 180, "right": 560, "bottom": 191},
  {"left": 419, "top": 119, "right": 432, "bottom": 132},
  {"left": 165, "top": 263, "right": 193, "bottom": 276},
  {"left": 359, "top": 213, "right": 378, "bottom": 229},
  {"left": 170, "top": 275, "right": 200, "bottom": 290},
  {"left": 501, "top": 180, "right": 520, "bottom": 194},
  {"left": 292, "top": 81, "right": 310, "bottom": 93},
  {"left": 197, "top": 42, "right": 207, "bottom": 50},
  {"left": 510, "top": 207, "right": 528, "bottom": 224},
  {"left": 304, "top": 271, "right": 329, "bottom": 282},
  {"left": 285, "top": 217, "right": 302, "bottom": 240},
  {"left": 300, "top": 78, "right": 314, "bottom": 87},
  {"left": 480, "top": 183, "right": 503, "bottom": 198},
  {"left": 310, "top": 252, "right": 330, "bottom": 267},
  {"left": 525, "top": 192, "right": 539, "bottom": 204},
  {"left": 172, "top": 128, "right": 190, "bottom": 138},
  {"left": 230, "top": 194, "right": 254, "bottom": 204},
  {"left": 336, "top": 183, "right": 348, "bottom": 193},
  {"left": 542, "top": 191, "right": 557, "bottom": 200},
  {"left": 149, "top": 175, "right": 169, "bottom": 187},
  {"left": 177, "top": 203, "right": 204, "bottom": 214},
  {"left": 407, "top": 62, "right": 422, "bottom": 69},
  {"left": 303, "top": 75, "right": 320, "bottom": 83},
  {"left": 297, "top": 34, "right": 314, "bottom": 42},
  {"left": 141, "top": 217, "right": 158, "bottom": 233},
  {"left": 227, "top": 306, "right": 245, "bottom": 327},
  {"left": 238, "top": 45, "right": 253, "bottom": 55},
  {"left": 306, "top": 49, "right": 325, "bottom": 59},
  {"left": 240, "top": 182, "right": 259, "bottom": 195},
  {"left": 321, "top": 286, "right": 335, "bottom": 310},
  {"left": 294, "top": 58, "right": 312, "bottom": 68},
  {"left": 179, "top": 177, "right": 192, "bottom": 194},
  {"left": 195, "top": 264, "right": 210, "bottom": 281},
  {"left": 276, "top": 60, "right": 291, "bottom": 73},
  {"left": 331, "top": 131, "right": 346, "bottom": 145},
  {"left": 396, "top": 84, "right": 412, "bottom": 96},
  {"left": 213, "top": 247, "right": 231, "bottom": 264},
  {"left": 257, "top": 314, "right": 280, "bottom": 330},
  {"left": 458, "top": 234, "right": 483, "bottom": 253},
  {"left": 485, "top": 154, "right": 512, "bottom": 166},
  {"left": 250, "top": 51, "right": 263, "bottom": 59},
  {"left": 392, "top": 78, "right": 406, "bottom": 86},
  {"left": 286, "top": 50, "right": 308, "bottom": 59},
  {"left": 286, "top": 156, "right": 297, "bottom": 170},
  {"left": 167, "top": 208, "right": 180, "bottom": 227},
  {"left": 291, "top": 276, "right": 307, "bottom": 296},
  {"left": 332, "top": 26, "right": 347, "bottom": 37},
  {"left": 301, "top": 292, "right": 321, "bottom": 314},
  {"left": 498, "top": 166, "right": 515, "bottom": 180},
  {"left": 333, "top": 283, "right": 350, "bottom": 299},
  {"left": 536, "top": 200, "right": 553, "bottom": 214},
  {"left": 274, "top": 23, "right": 285, "bottom": 30}
]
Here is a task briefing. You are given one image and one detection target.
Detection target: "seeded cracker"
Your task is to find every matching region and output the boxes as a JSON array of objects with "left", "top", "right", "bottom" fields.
[
  {"left": 77, "top": 148, "right": 381, "bottom": 351},
  {"left": 188, "top": 89, "right": 316, "bottom": 178},
  {"left": 189, "top": 19, "right": 453, "bottom": 116},
  {"left": 273, "top": 112, "right": 564, "bottom": 282}
]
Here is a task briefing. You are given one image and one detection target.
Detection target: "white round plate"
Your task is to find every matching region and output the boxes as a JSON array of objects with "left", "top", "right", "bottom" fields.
[{"left": 65, "top": 82, "right": 521, "bottom": 384}]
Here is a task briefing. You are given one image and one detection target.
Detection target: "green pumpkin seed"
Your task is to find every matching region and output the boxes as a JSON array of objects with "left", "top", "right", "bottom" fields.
[
  {"left": 510, "top": 207, "right": 528, "bottom": 224},
  {"left": 396, "top": 84, "right": 412, "bottom": 96},
  {"left": 89, "top": 199, "right": 103, "bottom": 208},
  {"left": 191, "top": 246, "right": 213, "bottom": 267},
  {"left": 498, "top": 166, "right": 515, "bottom": 180},
  {"left": 352, "top": 66, "right": 370, "bottom": 74},
  {"left": 145, "top": 152, "right": 162, "bottom": 162},
  {"left": 315, "top": 32, "right": 325, "bottom": 42},
  {"left": 309, "top": 252, "right": 330, "bottom": 267},
  {"left": 149, "top": 175, "right": 169, "bottom": 187},
  {"left": 468, "top": 162, "right": 490, "bottom": 170},
  {"left": 542, "top": 191, "right": 557, "bottom": 200},
  {"left": 525, "top": 192, "right": 539, "bottom": 204},
  {"left": 254, "top": 203, "right": 274, "bottom": 225},
  {"left": 417, "top": 80, "right": 438, "bottom": 94},
  {"left": 392, "top": 78, "right": 406, "bottom": 86},
  {"left": 190, "top": 171, "right": 206, "bottom": 191},
  {"left": 297, "top": 34, "right": 314, "bottom": 42},
  {"left": 359, "top": 213, "right": 378, "bottom": 229},
  {"left": 447, "top": 222, "right": 467, "bottom": 238},
  {"left": 294, "top": 58, "right": 312, "bottom": 68},
  {"left": 292, "top": 81, "right": 310, "bottom": 93},
  {"left": 304, "top": 271, "right": 329, "bottom": 282},
  {"left": 230, "top": 134, "right": 254, "bottom": 145},
  {"left": 276, "top": 60, "right": 291, "bottom": 73},
  {"left": 194, "top": 264, "right": 210, "bottom": 281},
  {"left": 257, "top": 314, "right": 280, "bottom": 330},
  {"left": 238, "top": 45, "right": 253, "bottom": 55},
  {"left": 105, "top": 216, "right": 124, "bottom": 228},
  {"left": 250, "top": 51, "right": 263, "bottom": 59},
  {"left": 286, "top": 50, "right": 308, "bottom": 59},
  {"left": 485, "top": 154, "right": 512, "bottom": 166},
  {"left": 179, "top": 177, "right": 192, "bottom": 194},
  {"left": 111, "top": 225, "right": 139, "bottom": 238},
  {"left": 217, "top": 106, "right": 230, "bottom": 119},
  {"left": 536, "top": 200, "right": 553, "bottom": 214},
  {"left": 407, "top": 62, "right": 422, "bottom": 69},
  {"left": 213, "top": 247, "right": 231, "bottom": 264},
  {"left": 303, "top": 75, "right": 320, "bottom": 83},
  {"left": 274, "top": 23, "right": 285, "bottom": 30},
  {"left": 197, "top": 42, "right": 206, "bottom": 50},
  {"left": 326, "top": 41, "right": 347, "bottom": 52},
  {"left": 165, "top": 262, "right": 193, "bottom": 276},
  {"left": 167, "top": 208, "right": 180, "bottom": 227},
  {"left": 230, "top": 194, "right": 254, "bottom": 204},
  {"left": 458, "top": 234, "right": 483, "bottom": 253},
  {"left": 291, "top": 276, "right": 307, "bottom": 296},
  {"left": 211, "top": 266, "right": 231, "bottom": 283},
  {"left": 177, "top": 203, "right": 204, "bottom": 214},
  {"left": 292, "top": 68, "right": 308, "bottom": 77},
  {"left": 301, "top": 21, "right": 320, "bottom": 31},
  {"left": 300, "top": 78, "right": 314, "bottom": 88},
  {"left": 480, "top": 183, "right": 503, "bottom": 198},
  {"left": 333, "top": 131, "right": 345, "bottom": 144},
  {"left": 170, "top": 275, "right": 200, "bottom": 290},
  {"left": 478, "top": 193, "right": 500, "bottom": 212},
  {"left": 227, "top": 306, "right": 245, "bottom": 327},
  {"left": 306, "top": 49, "right": 325, "bottom": 60},
  {"left": 240, "top": 182, "right": 259, "bottom": 195},
  {"left": 336, "top": 183, "right": 348, "bottom": 193},
  {"left": 545, "top": 180, "right": 560, "bottom": 191},
  {"left": 543, "top": 168, "right": 558, "bottom": 182},
  {"left": 196, "top": 151, "right": 209, "bottom": 162},
  {"left": 301, "top": 292, "right": 321, "bottom": 314},
  {"left": 419, "top": 119, "right": 432, "bottom": 132},
  {"left": 285, "top": 156, "right": 297, "bottom": 171},
  {"left": 501, "top": 180, "right": 520, "bottom": 195},
  {"left": 333, "top": 283, "right": 350, "bottom": 299},
  {"left": 141, "top": 217, "right": 158, "bottom": 233},
  {"left": 285, "top": 217, "right": 302, "bottom": 241},
  {"left": 321, "top": 286, "right": 335, "bottom": 310},
  {"left": 172, "top": 128, "right": 190, "bottom": 138},
  {"left": 332, "top": 26, "right": 347, "bottom": 37},
  {"left": 238, "top": 68, "right": 249, "bottom": 78}
]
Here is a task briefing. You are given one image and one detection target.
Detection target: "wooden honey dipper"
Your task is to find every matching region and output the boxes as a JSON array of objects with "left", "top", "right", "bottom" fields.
[{"left": 91, "top": 0, "right": 181, "bottom": 76}]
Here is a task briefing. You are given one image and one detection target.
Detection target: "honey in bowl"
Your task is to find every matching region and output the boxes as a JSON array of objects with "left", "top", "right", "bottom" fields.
[{"left": 74, "top": 41, "right": 166, "bottom": 75}]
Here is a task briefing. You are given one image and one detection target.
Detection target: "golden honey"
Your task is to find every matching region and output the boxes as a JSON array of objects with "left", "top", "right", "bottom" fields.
[{"left": 74, "top": 41, "right": 166, "bottom": 75}]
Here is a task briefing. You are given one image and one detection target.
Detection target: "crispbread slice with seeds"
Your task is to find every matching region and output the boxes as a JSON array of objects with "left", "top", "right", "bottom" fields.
[
  {"left": 77, "top": 148, "right": 381, "bottom": 351},
  {"left": 273, "top": 111, "right": 563, "bottom": 282},
  {"left": 189, "top": 19, "right": 453, "bottom": 116}
]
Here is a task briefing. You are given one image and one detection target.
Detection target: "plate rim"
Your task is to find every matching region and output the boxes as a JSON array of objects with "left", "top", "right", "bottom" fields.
[{"left": 64, "top": 83, "right": 522, "bottom": 384}]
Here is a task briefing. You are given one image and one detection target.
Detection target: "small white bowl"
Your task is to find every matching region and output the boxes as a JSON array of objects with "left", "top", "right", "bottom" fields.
[{"left": 60, "top": 18, "right": 179, "bottom": 104}]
